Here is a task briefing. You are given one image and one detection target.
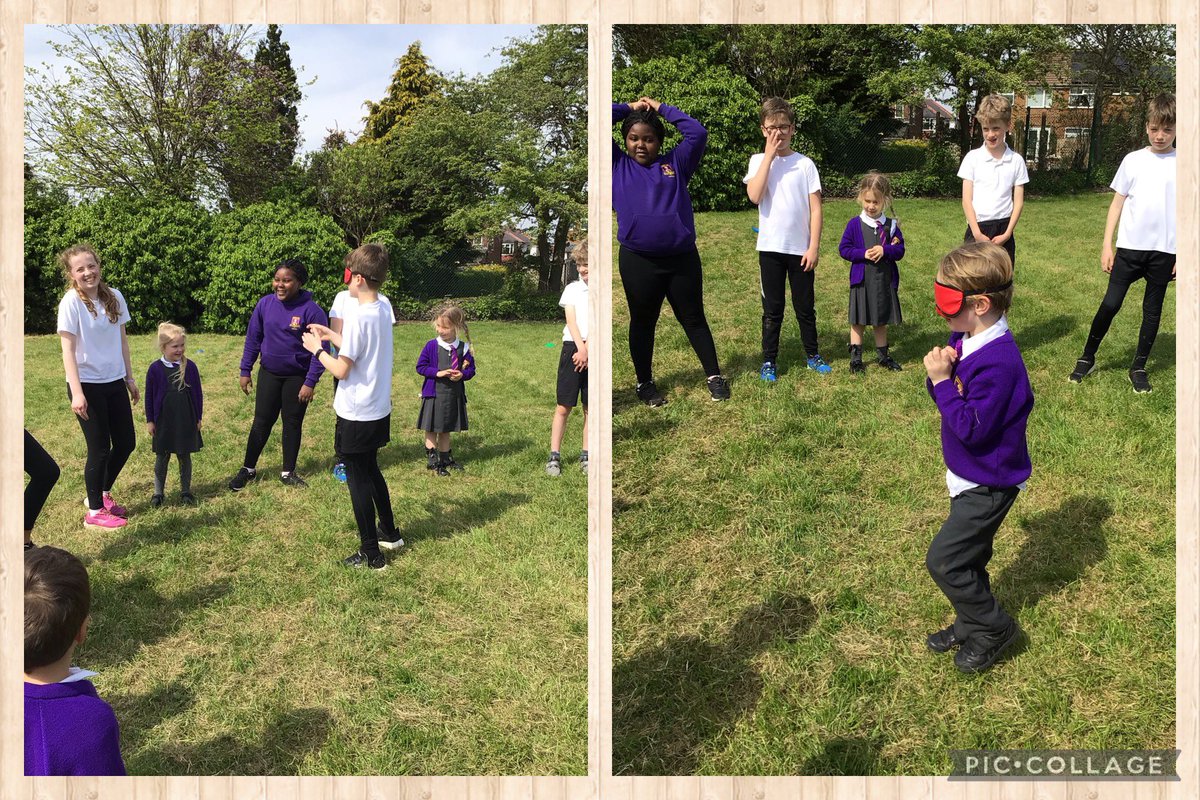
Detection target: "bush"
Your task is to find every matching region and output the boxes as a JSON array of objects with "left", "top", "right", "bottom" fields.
[
  {"left": 877, "top": 139, "right": 927, "bottom": 172},
  {"left": 27, "top": 194, "right": 213, "bottom": 333},
  {"left": 1026, "top": 169, "right": 1092, "bottom": 196},
  {"left": 199, "top": 202, "right": 347, "bottom": 334}
]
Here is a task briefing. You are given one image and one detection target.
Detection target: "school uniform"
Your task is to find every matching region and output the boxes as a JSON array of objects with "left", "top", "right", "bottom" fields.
[
  {"left": 744, "top": 150, "right": 824, "bottom": 362},
  {"left": 25, "top": 673, "right": 125, "bottom": 776},
  {"left": 958, "top": 144, "right": 1029, "bottom": 268},
  {"left": 612, "top": 102, "right": 721, "bottom": 383},
  {"left": 415, "top": 338, "right": 476, "bottom": 432},
  {"left": 838, "top": 212, "right": 904, "bottom": 327},
  {"left": 925, "top": 317, "right": 1033, "bottom": 640},
  {"left": 145, "top": 359, "right": 203, "bottom": 454},
  {"left": 557, "top": 279, "right": 589, "bottom": 408}
]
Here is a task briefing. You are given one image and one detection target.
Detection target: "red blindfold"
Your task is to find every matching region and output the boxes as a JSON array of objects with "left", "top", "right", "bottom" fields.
[{"left": 935, "top": 280, "right": 1012, "bottom": 319}]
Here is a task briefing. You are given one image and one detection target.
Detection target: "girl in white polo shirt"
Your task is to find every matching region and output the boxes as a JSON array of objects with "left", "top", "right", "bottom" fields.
[{"left": 56, "top": 244, "right": 138, "bottom": 529}]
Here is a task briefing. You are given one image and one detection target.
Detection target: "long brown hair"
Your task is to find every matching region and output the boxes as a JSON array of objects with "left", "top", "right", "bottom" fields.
[{"left": 59, "top": 244, "right": 121, "bottom": 323}]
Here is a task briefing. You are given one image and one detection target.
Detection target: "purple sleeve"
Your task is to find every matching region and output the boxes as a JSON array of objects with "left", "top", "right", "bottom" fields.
[
  {"left": 416, "top": 341, "right": 439, "bottom": 378},
  {"left": 188, "top": 361, "right": 203, "bottom": 422},
  {"left": 883, "top": 222, "right": 905, "bottom": 262},
  {"left": 613, "top": 103, "right": 630, "bottom": 162},
  {"left": 932, "top": 367, "right": 1010, "bottom": 447},
  {"left": 144, "top": 363, "right": 160, "bottom": 423},
  {"left": 302, "top": 303, "right": 330, "bottom": 388},
  {"left": 838, "top": 220, "right": 864, "bottom": 262},
  {"left": 461, "top": 347, "right": 477, "bottom": 381},
  {"left": 658, "top": 104, "right": 707, "bottom": 182},
  {"left": 239, "top": 298, "right": 265, "bottom": 377}
]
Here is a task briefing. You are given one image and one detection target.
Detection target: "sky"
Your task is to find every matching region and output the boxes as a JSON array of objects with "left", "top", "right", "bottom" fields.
[{"left": 24, "top": 24, "right": 538, "bottom": 154}]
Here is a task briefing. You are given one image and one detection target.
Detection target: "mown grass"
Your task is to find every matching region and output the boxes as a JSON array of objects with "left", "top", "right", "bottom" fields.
[
  {"left": 611, "top": 194, "right": 1175, "bottom": 775},
  {"left": 25, "top": 322, "right": 587, "bottom": 775}
]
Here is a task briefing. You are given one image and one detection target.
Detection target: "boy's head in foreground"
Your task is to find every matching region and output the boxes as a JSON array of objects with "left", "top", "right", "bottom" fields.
[{"left": 25, "top": 547, "right": 91, "bottom": 676}]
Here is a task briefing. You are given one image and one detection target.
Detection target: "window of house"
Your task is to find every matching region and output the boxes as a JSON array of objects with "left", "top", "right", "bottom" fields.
[
  {"left": 1069, "top": 88, "right": 1094, "bottom": 107},
  {"left": 1064, "top": 127, "right": 1090, "bottom": 140},
  {"left": 1025, "top": 126, "right": 1047, "bottom": 159},
  {"left": 1025, "top": 88, "right": 1052, "bottom": 109},
  {"left": 501, "top": 242, "right": 515, "bottom": 255}
]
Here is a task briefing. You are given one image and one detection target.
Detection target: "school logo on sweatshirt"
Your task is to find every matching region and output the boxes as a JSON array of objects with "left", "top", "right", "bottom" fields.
[
  {"left": 289, "top": 315, "right": 301, "bottom": 330},
  {"left": 660, "top": 164, "right": 676, "bottom": 178},
  {"left": 954, "top": 376, "right": 964, "bottom": 396}
]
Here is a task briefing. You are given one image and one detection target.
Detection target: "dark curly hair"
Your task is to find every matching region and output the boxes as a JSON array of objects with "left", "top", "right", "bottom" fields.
[
  {"left": 621, "top": 109, "right": 665, "bottom": 141},
  {"left": 275, "top": 257, "right": 308, "bottom": 285}
]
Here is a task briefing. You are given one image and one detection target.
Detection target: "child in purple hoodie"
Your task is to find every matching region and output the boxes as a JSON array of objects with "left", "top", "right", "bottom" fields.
[
  {"left": 25, "top": 546, "right": 126, "bottom": 776},
  {"left": 229, "top": 258, "right": 328, "bottom": 491},
  {"left": 612, "top": 96, "right": 728, "bottom": 406},
  {"left": 924, "top": 241, "right": 1033, "bottom": 674}
]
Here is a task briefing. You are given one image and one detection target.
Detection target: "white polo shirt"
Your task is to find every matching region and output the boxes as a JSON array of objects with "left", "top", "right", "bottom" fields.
[
  {"left": 333, "top": 300, "right": 393, "bottom": 422},
  {"left": 56, "top": 288, "right": 131, "bottom": 383},
  {"left": 1112, "top": 147, "right": 1176, "bottom": 254},
  {"left": 559, "top": 279, "right": 589, "bottom": 342},
  {"left": 743, "top": 151, "right": 822, "bottom": 255},
  {"left": 957, "top": 145, "right": 1029, "bottom": 222}
]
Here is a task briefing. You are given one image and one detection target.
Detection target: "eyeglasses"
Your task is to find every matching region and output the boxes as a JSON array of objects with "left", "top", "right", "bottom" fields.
[
  {"left": 763, "top": 124, "right": 793, "bottom": 133},
  {"left": 934, "top": 280, "right": 1012, "bottom": 319}
]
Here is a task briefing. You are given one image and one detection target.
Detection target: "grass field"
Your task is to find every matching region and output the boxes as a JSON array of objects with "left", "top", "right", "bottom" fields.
[
  {"left": 611, "top": 194, "right": 1176, "bottom": 775},
  {"left": 25, "top": 322, "right": 587, "bottom": 775}
]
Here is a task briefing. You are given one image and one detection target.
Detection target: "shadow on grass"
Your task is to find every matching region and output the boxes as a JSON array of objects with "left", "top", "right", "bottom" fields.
[
  {"left": 801, "top": 736, "right": 895, "bottom": 775},
  {"left": 128, "top": 701, "right": 333, "bottom": 775},
  {"left": 996, "top": 495, "right": 1111, "bottom": 611},
  {"left": 613, "top": 592, "right": 816, "bottom": 775},
  {"left": 97, "top": 501, "right": 251, "bottom": 561},
  {"left": 86, "top": 576, "right": 234, "bottom": 671},
  {"left": 400, "top": 490, "right": 531, "bottom": 546},
  {"left": 372, "top": 435, "right": 531, "bottom": 472},
  {"left": 1091, "top": 329, "right": 1178, "bottom": 377},
  {"left": 1013, "top": 314, "right": 1074, "bottom": 352}
]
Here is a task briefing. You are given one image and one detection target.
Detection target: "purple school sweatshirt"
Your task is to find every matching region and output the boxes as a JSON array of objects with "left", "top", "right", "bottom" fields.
[
  {"left": 612, "top": 103, "right": 707, "bottom": 255},
  {"left": 415, "top": 338, "right": 476, "bottom": 399},
  {"left": 838, "top": 216, "right": 904, "bottom": 288},
  {"left": 25, "top": 680, "right": 126, "bottom": 776},
  {"left": 239, "top": 290, "right": 328, "bottom": 387},
  {"left": 926, "top": 329, "right": 1033, "bottom": 488}
]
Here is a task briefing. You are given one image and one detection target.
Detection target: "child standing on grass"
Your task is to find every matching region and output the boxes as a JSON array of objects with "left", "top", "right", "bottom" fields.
[
  {"left": 416, "top": 304, "right": 476, "bottom": 477},
  {"left": 838, "top": 171, "right": 904, "bottom": 373},
  {"left": 144, "top": 322, "right": 203, "bottom": 507},
  {"left": 229, "top": 258, "right": 328, "bottom": 492},
  {"left": 744, "top": 96, "right": 829, "bottom": 381},
  {"left": 25, "top": 546, "right": 126, "bottom": 776},
  {"left": 57, "top": 244, "right": 138, "bottom": 530},
  {"left": 924, "top": 241, "right": 1033, "bottom": 674},
  {"left": 1069, "top": 93, "right": 1176, "bottom": 394},
  {"left": 547, "top": 240, "right": 590, "bottom": 477},
  {"left": 328, "top": 273, "right": 398, "bottom": 482},
  {"left": 303, "top": 244, "right": 404, "bottom": 570},
  {"left": 613, "top": 96, "right": 729, "bottom": 405},
  {"left": 958, "top": 94, "right": 1028, "bottom": 269}
]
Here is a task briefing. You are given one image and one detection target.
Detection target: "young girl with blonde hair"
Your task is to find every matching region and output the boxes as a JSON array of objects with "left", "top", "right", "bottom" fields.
[{"left": 144, "top": 322, "right": 204, "bottom": 506}]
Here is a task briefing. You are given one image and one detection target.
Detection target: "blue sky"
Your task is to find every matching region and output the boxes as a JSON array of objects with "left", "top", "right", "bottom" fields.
[{"left": 25, "top": 24, "right": 537, "bottom": 153}]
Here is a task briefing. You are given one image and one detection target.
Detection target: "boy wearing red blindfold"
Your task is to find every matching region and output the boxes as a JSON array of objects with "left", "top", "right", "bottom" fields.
[{"left": 923, "top": 242, "right": 1033, "bottom": 673}]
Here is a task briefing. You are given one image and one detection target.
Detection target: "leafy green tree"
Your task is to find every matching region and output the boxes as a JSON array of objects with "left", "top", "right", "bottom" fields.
[
  {"left": 24, "top": 165, "right": 71, "bottom": 332},
  {"left": 362, "top": 41, "right": 443, "bottom": 141},
  {"left": 310, "top": 137, "right": 398, "bottom": 247},
  {"left": 254, "top": 24, "right": 302, "bottom": 167}
]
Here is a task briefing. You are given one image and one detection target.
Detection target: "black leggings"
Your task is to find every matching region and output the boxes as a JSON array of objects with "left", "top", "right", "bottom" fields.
[
  {"left": 759, "top": 251, "right": 819, "bottom": 362},
  {"left": 25, "top": 430, "right": 61, "bottom": 531},
  {"left": 68, "top": 380, "right": 136, "bottom": 510},
  {"left": 1081, "top": 277, "right": 1170, "bottom": 370},
  {"left": 344, "top": 449, "right": 396, "bottom": 559},
  {"left": 244, "top": 369, "right": 310, "bottom": 473},
  {"left": 618, "top": 245, "right": 721, "bottom": 384}
]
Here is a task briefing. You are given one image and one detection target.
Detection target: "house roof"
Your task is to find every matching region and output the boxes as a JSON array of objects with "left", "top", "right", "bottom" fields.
[
  {"left": 924, "top": 98, "right": 954, "bottom": 119},
  {"left": 503, "top": 229, "right": 533, "bottom": 245}
]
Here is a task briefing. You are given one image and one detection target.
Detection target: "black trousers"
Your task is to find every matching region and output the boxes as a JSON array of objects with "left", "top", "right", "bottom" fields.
[
  {"left": 25, "top": 430, "right": 61, "bottom": 531},
  {"left": 67, "top": 380, "right": 136, "bottom": 510},
  {"left": 965, "top": 218, "right": 1016, "bottom": 269},
  {"left": 1081, "top": 249, "right": 1174, "bottom": 370},
  {"left": 343, "top": 448, "right": 395, "bottom": 559},
  {"left": 244, "top": 368, "right": 310, "bottom": 473},
  {"left": 759, "top": 251, "right": 819, "bottom": 363},
  {"left": 926, "top": 485, "right": 1020, "bottom": 639},
  {"left": 618, "top": 245, "right": 721, "bottom": 384}
]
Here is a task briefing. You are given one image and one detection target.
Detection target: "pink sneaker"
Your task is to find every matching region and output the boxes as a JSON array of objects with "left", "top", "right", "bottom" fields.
[
  {"left": 84, "top": 509, "right": 127, "bottom": 529},
  {"left": 102, "top": 493, "right": 128, "bottom": 518}
]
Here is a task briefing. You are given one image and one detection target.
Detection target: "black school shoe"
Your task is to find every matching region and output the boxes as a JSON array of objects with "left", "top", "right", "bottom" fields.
[
  {"left": 377, "top": 525, "right": 405, "bottom": 551},
  {"left": 1068, "top": 357, "right": 1095, "bottom": 384},
  {"left": 425, "top": 448, "right": 438, "bottom": 470},
  {"left": 926, "top": 624, "right": 964, "bottom": 653},
  {"left": 635, "top": 381, "right": 667, "bottom": 407},
  {"left": 954, "top": 622, "right": 1021, "bottom": 673},
  {"left": 24, "top": 541, "right": 36, "bottom": 551},
  {"left": 280, "top": 472, "right": 308, "bottom": 488},
  {"left": 876, "top": 355, "right": 903, "bottom": 371},
  {"left": 1129, "top": 368, "right": 1152, "bottom": 394},
  {"left": 706, "top": 375, "right": 731, "bottom": 402},
  {"left": 228, "top": 467, "right": 258, "bottom": 491},
  {"left": 150, "top": 494, "right": 164, "bottom": 508},
  {"left": 180, "top": 492, "right": 197, "bottom": 505},
  {"left": 342, "top": 550, "right": 387, "bottom": 570},
  {"left": 445, "top": 451, "right": 465, "bottom": 472}
]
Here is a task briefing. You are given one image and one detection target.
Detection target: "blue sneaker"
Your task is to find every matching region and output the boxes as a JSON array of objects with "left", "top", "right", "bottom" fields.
[
  {"left": 332, "top": 462, "right": 347, "bottom": 483},
  {"left": 759, "top": 361, "right": 777, "bottom": 382},
  {"left": 806, "top": 355, "right": 833, "bottom": 375}
]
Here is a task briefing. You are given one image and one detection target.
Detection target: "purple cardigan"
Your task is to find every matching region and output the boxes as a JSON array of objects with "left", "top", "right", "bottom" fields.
[
  {"left": 926, "top": 330, "right": 1033, "bottom": 488},
  {"left": 144, "top": 359, "right": 203, "bottom": 424},
  {"left": 25, "top": 680, "right": 126, "bottom": 776},
  {"left": 612, "top": 103, "right": 707, "bottom": 255},
  {"left": 838, "top": 216, "right": 904, "bottom": 287},
  {"left": 239, "top": 290, "right": 328, "bottom": 387},
  {"left": 416, "top": 339, "right": 476, "bottom": 399}
]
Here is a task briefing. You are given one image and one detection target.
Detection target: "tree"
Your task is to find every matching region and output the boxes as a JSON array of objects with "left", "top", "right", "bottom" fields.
[
  {"left": 310, "top": 137, "right": 398, "bottom": 247},
  {"left": 361, "top": 41, "right": 443, "bottom": 141},
  {"left": 247, "top": 24, "right": 302, "bottom": 192},
  {"left": 25, "top": 24, "right": 290, "bottom": 204}
]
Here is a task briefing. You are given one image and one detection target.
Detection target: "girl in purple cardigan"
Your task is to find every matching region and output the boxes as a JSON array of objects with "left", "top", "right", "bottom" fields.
[
  {"left": 415, "top": 304, "right": 476, "bottom": 476},
  {"left": 144, "top": 322, "right": 203, "bottom": 506},
  {"left": 838, "top": 172, "right": 905, "bottom": 373}
]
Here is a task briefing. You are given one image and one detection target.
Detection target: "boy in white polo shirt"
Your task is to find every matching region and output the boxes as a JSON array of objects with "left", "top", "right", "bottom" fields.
[
  {"left": 547, "top": 240, "right": 590, "bottom": 477},
  {"left": 1070, "top": 93, "right": 1176, "bottom": 394},
  {"left": 958, "top": 94, "right": 1029, "bottom": 269},
  {"left": 744, "top": 96, "right": 829, "bottom": 381}
]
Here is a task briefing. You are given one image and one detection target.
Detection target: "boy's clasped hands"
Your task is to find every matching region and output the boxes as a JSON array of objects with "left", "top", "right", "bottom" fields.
[{"left": 923, "top": 345, "right": 958, "bottom": 385}]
